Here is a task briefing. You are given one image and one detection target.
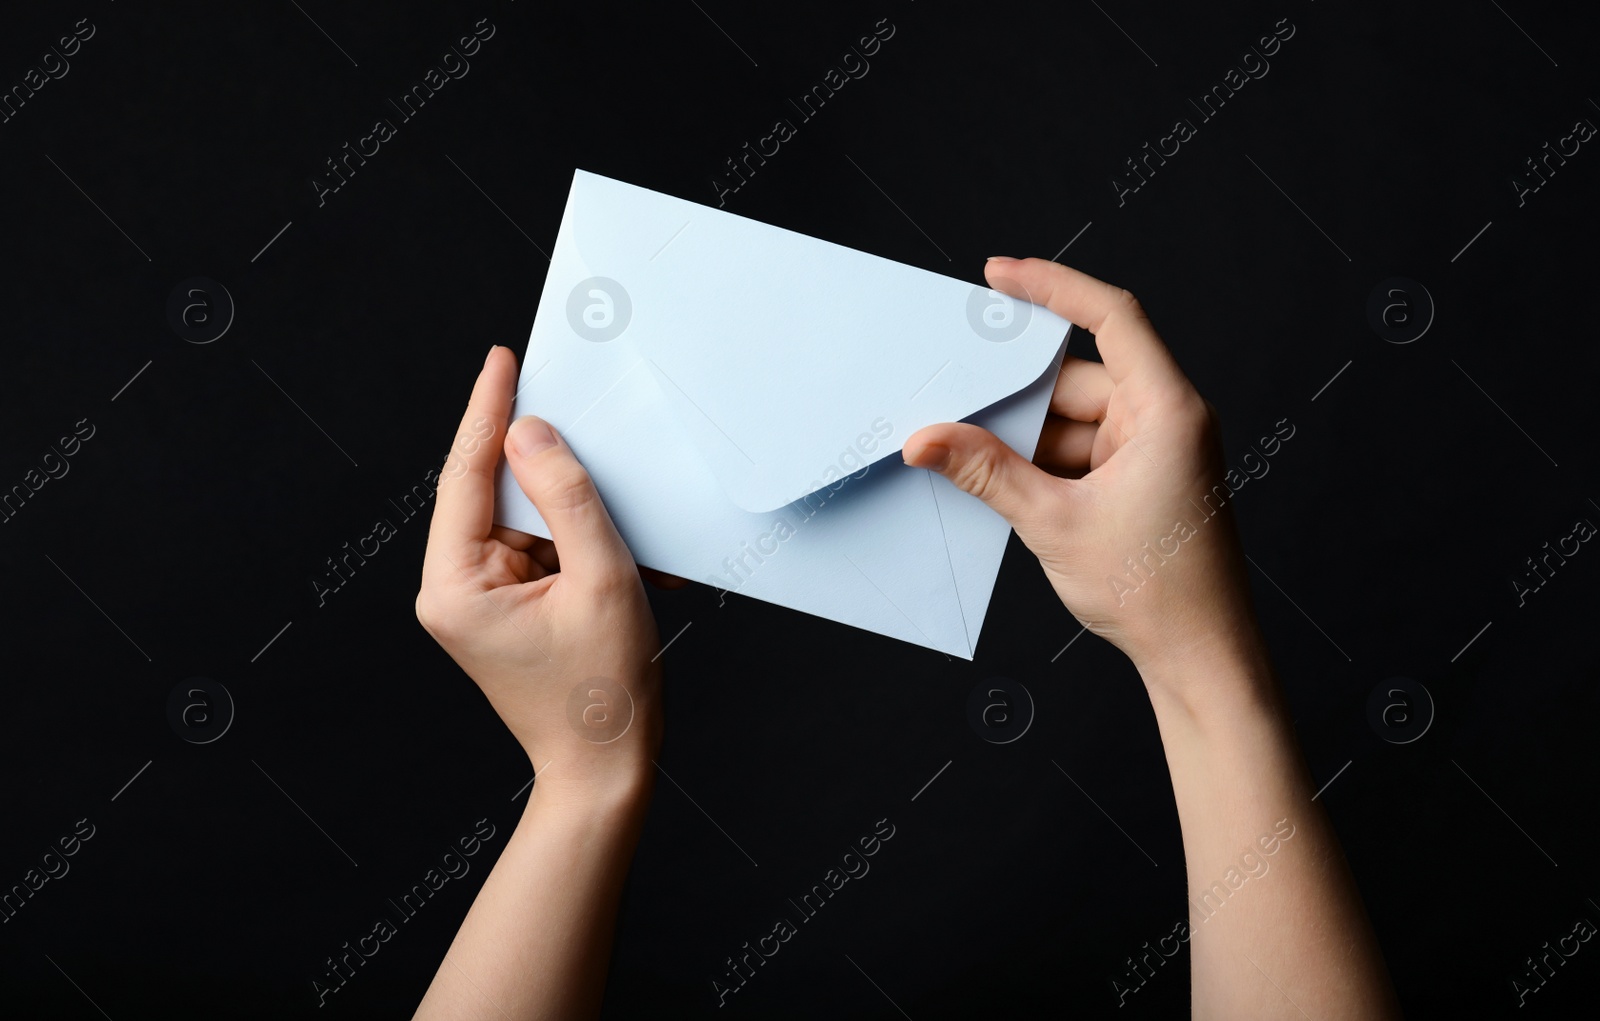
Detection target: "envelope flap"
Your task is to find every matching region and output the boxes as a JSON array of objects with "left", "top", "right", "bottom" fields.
[{"left": 562, "top": 170, "right": 1070, "bottom": 513}]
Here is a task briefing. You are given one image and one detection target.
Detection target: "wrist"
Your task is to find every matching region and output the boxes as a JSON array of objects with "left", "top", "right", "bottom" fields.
[
  {"left": 523, "top": 758, "right": 654, "bottom": 821},
  {"left": 1131, "top": 619, "right": 1282, "bottom": 727}
]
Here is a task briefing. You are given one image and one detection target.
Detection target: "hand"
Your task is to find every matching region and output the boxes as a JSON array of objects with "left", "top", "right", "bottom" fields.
[
  {"left": 415, "top": 346, "right": 662, "bottom": 802},
  {"left": 904, "top": 258, "right": 1258, "bottom": 689},
  {"left": 909, "top": 261, "right": 1403, "bottom": 1021}
]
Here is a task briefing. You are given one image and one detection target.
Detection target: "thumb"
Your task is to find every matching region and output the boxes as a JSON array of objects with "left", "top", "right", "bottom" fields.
[
  {"left": 903, "top": 422, "right": 1063, "bottom": 539},
  {"left": 505, "top": 416, "right": 634, "bottom": 587}
]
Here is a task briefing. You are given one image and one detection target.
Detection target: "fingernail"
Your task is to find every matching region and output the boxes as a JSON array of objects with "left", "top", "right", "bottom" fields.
[
  {"left": 903, "top": 442, "right": 951, "bottom": 472},
  {"left": 484, "top": 345, "right": 499, "bottom": 366},
  {"left": 509, "top": 416, "right": 557, "bottom": 457},
  {"left": 986, "top": 256, "right": 1017, "bottom": 263}
]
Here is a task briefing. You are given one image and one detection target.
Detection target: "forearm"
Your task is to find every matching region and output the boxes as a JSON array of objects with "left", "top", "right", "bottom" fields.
[
  {"left": 413, "top": 772, "right": 653, "bottom": 1021},
  {"left": 1137, "top": 632, "right": 1400, "bottom": 1020}
]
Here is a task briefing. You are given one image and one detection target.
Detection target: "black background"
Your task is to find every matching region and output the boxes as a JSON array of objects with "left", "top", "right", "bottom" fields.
[{"left": 2, "top": 1, "right": 1598, "bottom": 1017}]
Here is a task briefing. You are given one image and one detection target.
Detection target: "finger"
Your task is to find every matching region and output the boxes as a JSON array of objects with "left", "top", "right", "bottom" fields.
[
  {"left": 1050, "top": 355, "right": 1113, "bottom": 421},
  {"left": 503, "top": 416, "right": 636, "bottom": 587},
  {"left": 486, "top": 543, "right": 545, "bottom": 584},
  {"left": 640, "top": 567, "right": 689, "bottom": 590},
  {"left": 903, "top": 422, "right": 1064, "bottom": 537},
  {"left": 1033, "top": 417, "right": 1098, "bottom": 470},
  {"left": 1045, "top": 464, "right": 1089, "bottom": 481},
  {"left": 489, "top": 525, "right": 538, "bottom": 551},
  {"left": 984, "top": 258, "right": 1184, "bottom": 387},
  {"left": 429, "top": 346, "right": 516, "bottom": 555},
  {"left": 530, "top": 538, "right": 560, "bottom": 574}
]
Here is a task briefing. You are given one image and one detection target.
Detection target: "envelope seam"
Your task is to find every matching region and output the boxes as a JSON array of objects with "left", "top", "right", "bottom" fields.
[
  {"left": 925, "top": 470, "right": 973, "bottom": 658},
  {"left": 566, "top": 357, "right": 645, "bottom": 434},
  {"left": 647, "top": 356, "right": 758, "bottom": 465},
  {"left": 841, "top": 552, "right": 937, "bottom": 651}
]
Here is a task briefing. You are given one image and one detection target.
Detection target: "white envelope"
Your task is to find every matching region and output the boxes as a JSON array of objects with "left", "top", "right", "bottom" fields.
[{"left": 494, "top": 170, "right": 1070, "bottom": 659}]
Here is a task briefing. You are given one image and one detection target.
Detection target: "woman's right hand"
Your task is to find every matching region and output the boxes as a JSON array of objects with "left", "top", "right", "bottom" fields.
[
  {"left": 904, "top": 258, "right": 1264, "bottom": 692},
  {"left": 415, "top": 346, "right": 663, "bottom": 803}
]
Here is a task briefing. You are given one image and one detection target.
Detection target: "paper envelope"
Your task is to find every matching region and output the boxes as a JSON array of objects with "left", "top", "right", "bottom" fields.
[{"left": 494, "top": 170, "right": 1070, "bottom": 659}]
